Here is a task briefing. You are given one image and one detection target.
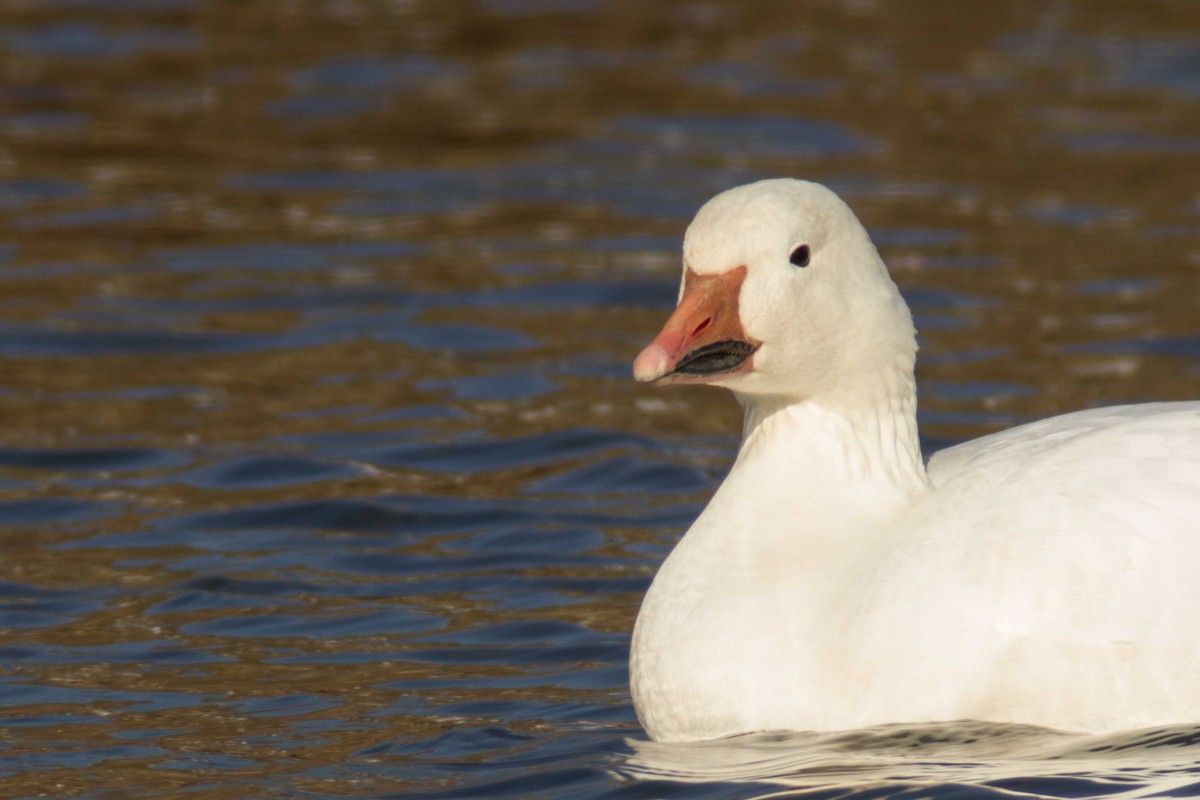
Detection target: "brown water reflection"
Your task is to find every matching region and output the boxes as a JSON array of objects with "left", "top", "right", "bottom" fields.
[{"left": 1, "top": 1, "right": 1198, "bottom": 797}]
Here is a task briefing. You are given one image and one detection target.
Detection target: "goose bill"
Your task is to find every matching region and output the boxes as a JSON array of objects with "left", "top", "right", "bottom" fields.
[{"left": 633, "top": 266, "right": 761, "bottom": 385}]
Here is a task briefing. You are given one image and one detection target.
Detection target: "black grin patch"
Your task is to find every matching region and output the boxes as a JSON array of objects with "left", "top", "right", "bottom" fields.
[{"left": 672, "top": 340, "right": 758, "bottom": 377}]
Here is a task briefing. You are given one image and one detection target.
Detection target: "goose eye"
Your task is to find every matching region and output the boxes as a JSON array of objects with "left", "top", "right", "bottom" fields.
[{"left": 789, "top": 245, "right": 811, "bottom": 268}]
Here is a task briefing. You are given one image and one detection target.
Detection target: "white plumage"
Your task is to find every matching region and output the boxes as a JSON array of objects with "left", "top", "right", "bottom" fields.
[{"left": 629, "top": 178, "right": 1200, "bottom": 743}]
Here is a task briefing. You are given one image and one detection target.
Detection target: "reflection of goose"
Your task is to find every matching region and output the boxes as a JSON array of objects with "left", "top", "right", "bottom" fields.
[
  {"left": 622, "top": 721, "right": 1200, "bottom": 793},
  {"left": 630, "top": 179, "right": 1200, "bottom": 743}
]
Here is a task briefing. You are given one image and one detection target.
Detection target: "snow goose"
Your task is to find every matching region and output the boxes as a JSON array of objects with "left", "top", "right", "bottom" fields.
[{"left": 630, "top": 178, "right": 1200, "bottom": 743}]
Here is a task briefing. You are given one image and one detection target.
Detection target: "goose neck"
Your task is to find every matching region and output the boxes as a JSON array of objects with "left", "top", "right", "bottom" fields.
[{"left": 733, "top": 386, "right": 930, "bottom": 517}]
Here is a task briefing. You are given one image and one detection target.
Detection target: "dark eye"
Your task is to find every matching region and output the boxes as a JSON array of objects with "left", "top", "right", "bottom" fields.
[{"left": 789, "top": 244, "right": 811, "bottom": 268}]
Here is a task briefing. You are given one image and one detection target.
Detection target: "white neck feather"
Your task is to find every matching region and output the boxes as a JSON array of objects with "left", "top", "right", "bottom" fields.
[{"left": 728, "top": 362, "right": 929, "bottom": 538}]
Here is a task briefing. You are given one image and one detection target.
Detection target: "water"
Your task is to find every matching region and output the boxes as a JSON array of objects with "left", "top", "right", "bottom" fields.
[{"left": 1, "top": 1, "right": 1198, "bottom": 797}]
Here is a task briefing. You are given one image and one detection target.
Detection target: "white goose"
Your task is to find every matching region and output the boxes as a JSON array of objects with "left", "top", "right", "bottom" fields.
[{"left": 629, "top": 178, "right": 1200, "bottom": 743}]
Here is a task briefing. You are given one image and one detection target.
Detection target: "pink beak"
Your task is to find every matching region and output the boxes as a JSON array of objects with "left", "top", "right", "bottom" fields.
[{"left": 633, "top": 266, "right": 760, "bottom": 385}]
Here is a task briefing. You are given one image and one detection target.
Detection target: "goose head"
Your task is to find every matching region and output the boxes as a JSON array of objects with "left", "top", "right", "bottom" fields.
[{"left": 633, "top": 179, "right": 917, "bottom": 404}]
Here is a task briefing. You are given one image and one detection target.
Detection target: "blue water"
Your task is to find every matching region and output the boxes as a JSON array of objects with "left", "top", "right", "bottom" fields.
[{"left": 1, "top": 1, "right": 1199, "bottom": 797}]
